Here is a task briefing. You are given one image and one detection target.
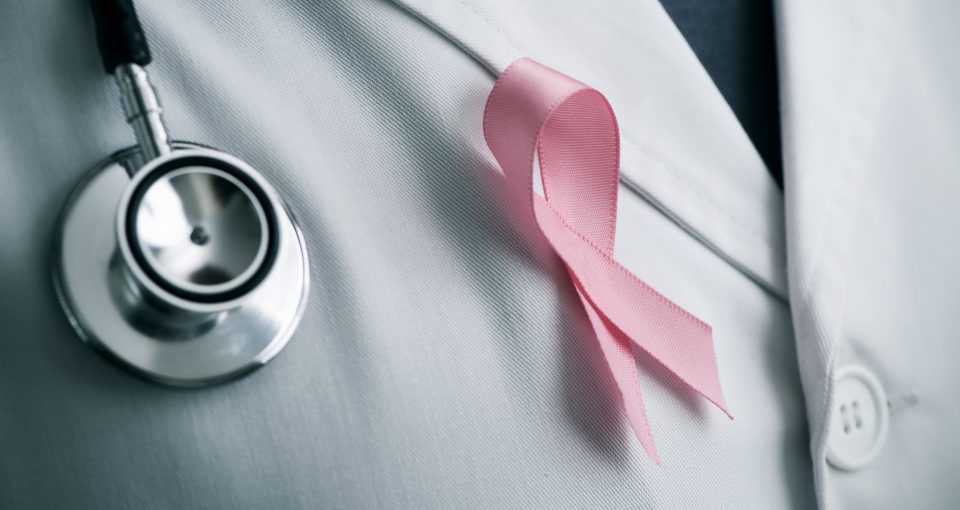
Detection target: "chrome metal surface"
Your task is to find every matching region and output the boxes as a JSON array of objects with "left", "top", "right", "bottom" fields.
[
  {"left": 115, "top": 64, "right": 171, "bottom": 161},
  {"left": 53, "top": 143, "right": 310, "bottom": 387},
  {"left": 133, "top": 167, "right": 270, "bottom": 296}
]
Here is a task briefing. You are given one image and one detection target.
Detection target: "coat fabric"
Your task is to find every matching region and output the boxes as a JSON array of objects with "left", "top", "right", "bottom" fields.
[{"left": 0, "top": 1, "right": 956, "bottom": 508}]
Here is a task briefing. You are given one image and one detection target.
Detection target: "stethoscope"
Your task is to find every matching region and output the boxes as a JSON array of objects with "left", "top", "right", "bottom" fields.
[{"left": 53, "top": 0, "right": 310, "bottom": 386}]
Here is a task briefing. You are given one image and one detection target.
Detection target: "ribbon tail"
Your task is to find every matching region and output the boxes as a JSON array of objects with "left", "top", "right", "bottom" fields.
[
  {"left": 575, "top": 280, "right": 660, "bottom": 463},
  {"left": 536, "top": 197, "right": 732, "bottom": 419}
]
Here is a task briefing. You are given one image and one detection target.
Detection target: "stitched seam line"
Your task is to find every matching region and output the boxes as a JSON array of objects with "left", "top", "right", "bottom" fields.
[{"left": 621, "top": 134, "right": 771, "bottom": 246}]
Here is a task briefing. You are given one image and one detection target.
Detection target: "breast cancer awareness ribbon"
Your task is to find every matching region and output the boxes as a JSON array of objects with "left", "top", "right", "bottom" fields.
[{"left": 483, "top": 58, "right": 731, "bottom": 462}]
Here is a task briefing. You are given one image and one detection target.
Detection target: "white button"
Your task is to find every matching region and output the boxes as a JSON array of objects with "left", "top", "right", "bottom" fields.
[{"left": 826, "top": 365, "right": 889, "bottom": 471}]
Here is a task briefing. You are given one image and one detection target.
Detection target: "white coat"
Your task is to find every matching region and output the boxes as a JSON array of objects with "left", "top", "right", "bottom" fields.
[{"left": 0, "top": 1, "right": 956, "bottom": 508}]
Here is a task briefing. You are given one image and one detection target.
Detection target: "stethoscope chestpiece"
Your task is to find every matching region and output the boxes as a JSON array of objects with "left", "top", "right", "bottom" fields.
[
  {"left": 54, "top": 144, "right": 310, "bottom": 387},
  {"left": 55, "top": 1, "right": 310, "bottom": 387}
]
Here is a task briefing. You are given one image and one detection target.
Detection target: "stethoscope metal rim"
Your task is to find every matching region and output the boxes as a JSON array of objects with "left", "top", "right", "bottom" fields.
[
  {"left": 53, "top": 142, "right": 310, "bottom": 387},
  {"left": 128, "top": 165, "right": 272, "bottom": 299},
  {"left": 118, "top": 150, "right": 283, "bottom": 307}
]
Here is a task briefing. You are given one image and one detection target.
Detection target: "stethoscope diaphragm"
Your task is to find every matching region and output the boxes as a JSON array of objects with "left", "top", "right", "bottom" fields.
[{"left": 119, "top": 151, "right": 282, "bottom": 306}]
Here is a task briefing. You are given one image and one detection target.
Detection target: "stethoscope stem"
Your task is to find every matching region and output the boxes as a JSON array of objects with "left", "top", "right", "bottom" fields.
[
  {"left": 115, "top": 63, "right": 171, "bottom": 164},
  {"left": 88, "top": 0, "right": 170, "bottom": 163}
]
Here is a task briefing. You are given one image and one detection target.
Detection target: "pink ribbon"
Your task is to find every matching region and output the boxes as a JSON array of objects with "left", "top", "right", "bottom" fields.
[{"left": 483, "top": 58, "right": 731, "bottom": 462}]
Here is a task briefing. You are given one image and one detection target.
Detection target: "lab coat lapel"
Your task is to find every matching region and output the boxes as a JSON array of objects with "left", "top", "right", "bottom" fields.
[
  {"left": 390, "top": 0, "right": 788, "bottom": 300},
  {"left": 776, "top": 0, "right": 902, "bottom": 505}
]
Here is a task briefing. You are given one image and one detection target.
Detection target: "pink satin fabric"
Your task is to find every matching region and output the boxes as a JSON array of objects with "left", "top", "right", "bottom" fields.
[{"left": 483, "top": 58, "right": 731, "bottom": 462}]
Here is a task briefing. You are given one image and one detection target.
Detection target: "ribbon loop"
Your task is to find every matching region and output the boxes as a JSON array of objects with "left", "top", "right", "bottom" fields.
[{"left": 483, "top": 58, "right": 731, "bottom": 462}]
